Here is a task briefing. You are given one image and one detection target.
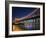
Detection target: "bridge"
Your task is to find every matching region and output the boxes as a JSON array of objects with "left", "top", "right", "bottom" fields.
[
  {"left": 13, "top": 8, "right": 40, "bottom": 23},
  {"left": 12, "top": 8, "right": 40, "bottom": 31}
]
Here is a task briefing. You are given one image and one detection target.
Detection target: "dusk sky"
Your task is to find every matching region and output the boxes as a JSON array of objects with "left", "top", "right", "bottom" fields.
[{"left": 12, "top": 7, "right": 37, "bottom": 20}]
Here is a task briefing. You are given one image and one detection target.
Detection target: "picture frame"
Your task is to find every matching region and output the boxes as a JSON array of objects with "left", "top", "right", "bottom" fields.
[{"left": 5, "top": 1, "right": 45, "bottom": 37}]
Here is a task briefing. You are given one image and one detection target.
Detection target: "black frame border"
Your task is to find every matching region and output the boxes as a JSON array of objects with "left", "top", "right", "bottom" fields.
[{"left": 5, "top": 1, "right": 45, "bottom": 38}]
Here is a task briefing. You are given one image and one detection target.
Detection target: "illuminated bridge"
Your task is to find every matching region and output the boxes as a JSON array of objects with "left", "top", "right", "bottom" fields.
[
  {"left": 13, "top": 8, "right": 40, "bottom": 23},
  {"left": 12, "top": 8, "right": 40, "bottom": 31}
]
